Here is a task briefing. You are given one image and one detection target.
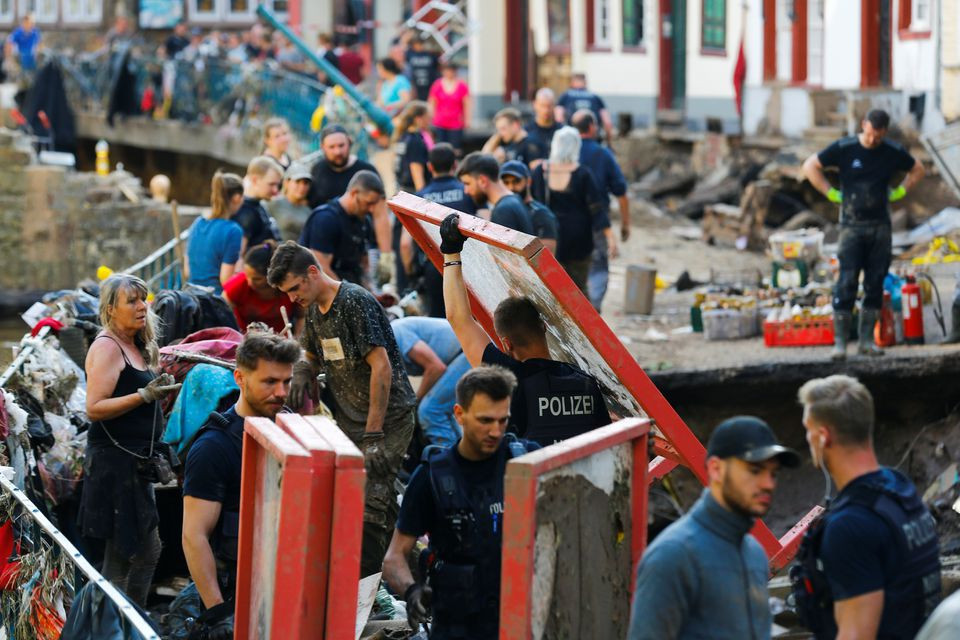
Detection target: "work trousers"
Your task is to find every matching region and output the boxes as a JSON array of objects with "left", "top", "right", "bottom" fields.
[
  {"left": 101, "top": 526, "right": 162, "bottom": 607},
  {"left": 417, "top": 352, "right": 470, "bottom": 447},
  {"left": 343, "top": 410, "right": 415, "bottom": 578},
  {"left": 834, "top": 223, "right": 892, "bottom": 312},
  {"left": 560, "top": 257, "right": 592, "bottom": 295},
  {"left": 588, "top": 228, "right": 609, "bottom": 312}
]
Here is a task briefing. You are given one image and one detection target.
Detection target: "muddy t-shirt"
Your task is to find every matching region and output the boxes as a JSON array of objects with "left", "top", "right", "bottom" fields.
[
  {"left": 301, "top": 283, "right": 416, "bottom": 436},
  {"left": 817, "top": 136, "right": 915, "bottom": 223}
]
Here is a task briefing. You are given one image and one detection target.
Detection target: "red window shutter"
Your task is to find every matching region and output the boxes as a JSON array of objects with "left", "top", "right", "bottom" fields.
[{"left": 763, "top": 0, "right": 777, "bottom": 80}]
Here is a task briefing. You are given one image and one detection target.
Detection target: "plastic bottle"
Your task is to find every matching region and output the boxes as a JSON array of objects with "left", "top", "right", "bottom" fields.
[{"left": 95, "top": 139, "right": 110, "bottom": 176}]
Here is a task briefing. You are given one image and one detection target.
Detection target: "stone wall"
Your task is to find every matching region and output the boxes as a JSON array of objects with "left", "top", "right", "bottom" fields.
[{"left": 0, "top": 128, "right": 193, "bottom": 296}]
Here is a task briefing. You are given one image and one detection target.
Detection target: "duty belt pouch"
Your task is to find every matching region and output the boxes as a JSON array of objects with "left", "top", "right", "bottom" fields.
[{"left": 431, "top": 562, "right": 480, "bottom": 617}]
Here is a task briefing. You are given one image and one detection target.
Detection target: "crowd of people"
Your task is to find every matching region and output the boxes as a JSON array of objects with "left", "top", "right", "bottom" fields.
[{"left": 69, "top": 22, "right": 955, "bottom": 636}]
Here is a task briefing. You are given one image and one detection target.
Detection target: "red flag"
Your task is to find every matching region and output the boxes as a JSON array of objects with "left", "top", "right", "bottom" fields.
[{"left": 733, "top": 37, "right": 747, "bottom": 117}]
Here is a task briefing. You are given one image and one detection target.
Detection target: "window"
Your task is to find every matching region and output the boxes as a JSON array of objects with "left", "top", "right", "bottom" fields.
[
  {"left": 912, "top": 0, "right": 931, "bottom": 30},
  {"left": 63, "top": 0, "right": 102, "bottom": 23},
  {"left": 0, "top": 0, "right": 13, "bottom": 23},
  {"left": 226, "top": 0, "right": 255, "bottom": 22},
  {"left": 18, "top": 0, "right": 56, "bottom": 23},
  {"left": 807, "top": 0, "right": 824, "bottom": 85},
  {"left": 189, "top": 0, "right": 286, "bottom": 23},
  {"left": 622, "top": 0, "right": 644, "bottom": 48},
  {"left": 547, "top": 0, "right": 570, "bottom": 52},
  {"left": 702, "top": 0, "right": 726, "bottom": 51},
  {"left": 593, "top": 0, "right": 611, "bottom": 48},
  {"left": 899, "top": 0, "right": 932, "bottom": 35}
]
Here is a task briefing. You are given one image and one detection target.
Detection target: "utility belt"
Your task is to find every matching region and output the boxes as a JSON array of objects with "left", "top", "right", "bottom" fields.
[{"left": 425, "top": 559, "right": 494, "bottom": 620}]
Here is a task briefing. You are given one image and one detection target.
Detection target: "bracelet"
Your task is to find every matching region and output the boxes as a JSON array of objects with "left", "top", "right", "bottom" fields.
[{"left": 443, "top": 260, "right": 463, "bottom": 268}]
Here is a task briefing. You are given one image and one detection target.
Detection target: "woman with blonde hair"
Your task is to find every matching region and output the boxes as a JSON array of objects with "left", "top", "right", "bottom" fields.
[
  {"left": 81, "top": 274, "right": 181, "bottom": 606},
  {"left": 261, "top": 117, "right": 293, "bottom": 171},
  {"left": 186, "top": 170, "right": 244, "bottom": 293}
]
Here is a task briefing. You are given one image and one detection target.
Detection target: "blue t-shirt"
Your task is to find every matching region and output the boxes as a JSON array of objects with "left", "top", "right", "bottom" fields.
[
  {"left": 380, "top": 74, "right": 412, "bottom": 115},
  {"left": 417, "top": 175, "right": 476, "bottom": 215},
  {"left": 187, "top": 217, "right": 243, "bottom": 293},
  {"left": 10, "top": 27, "right": 40, "bottom": 71},
  {"left": 390, "top": 317, "right": 462, "bottom": 375},
  {"left": 579, "top": 138, "right": 627, "bottom": 213},
  {"left": 820, "top": 467, "right": 939, "bottom": 638},
  {"left": 557, "top": 88, "right": 606, "bottom": 124},
  {"left": 183, "top": 406, "right": 245, "bottom": 563},
  {"left": 299, "top": 198, "right": 368, "bottom": 285}
]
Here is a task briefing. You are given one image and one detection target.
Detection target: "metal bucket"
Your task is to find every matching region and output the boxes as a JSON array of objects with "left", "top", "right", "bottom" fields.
[{"left": 625, "top": 265, "right": 657, "bottom": 315}]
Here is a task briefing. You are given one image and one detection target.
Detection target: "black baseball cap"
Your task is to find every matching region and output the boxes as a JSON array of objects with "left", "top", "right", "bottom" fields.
[
  {"left": 499, "top": 160, "right": 530, "bottom": 181},
  {"left": 706, "top": 416, "right": 801, "bottom": 468}
]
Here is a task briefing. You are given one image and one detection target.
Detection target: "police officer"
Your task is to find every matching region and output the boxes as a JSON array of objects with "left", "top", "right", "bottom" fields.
[
  {"left": 499, "top": 160, "right": 559, "bottom": 254},
  {"left": 382, "top": 366, "right": 539, "bottom": 639},
  {"left": 180, "top": 331, "right": 301, "bottom": 634},
  {"left": 407, "top": 143, "right": 476, "bottom": 317},
  {"left": 439, "top": 213, "right": 609, "bottom": 445},
  {"left": 299, "top": 170, "right": 384, "bottom": 288},
  {"left": 555, "top": 73, "right": 614, "bottom": 143},
  {"left": 802, "top": 109, "right": 925, "bottom": 360},
  {"left": 792, "top": 375, "right": 940, "bottom": 639}
]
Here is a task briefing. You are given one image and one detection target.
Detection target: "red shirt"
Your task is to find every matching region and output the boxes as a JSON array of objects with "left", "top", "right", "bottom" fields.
[
  {"left": 222, "top": 273, "right": 294, "bottom": 334},
  {"left": 336, "top": 49, "right": 365, "bottom": 85}
]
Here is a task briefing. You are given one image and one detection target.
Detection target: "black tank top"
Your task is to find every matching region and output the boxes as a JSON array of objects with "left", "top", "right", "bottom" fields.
[{"left": 87, "top": 335, "right": 159, "bottom": 448}]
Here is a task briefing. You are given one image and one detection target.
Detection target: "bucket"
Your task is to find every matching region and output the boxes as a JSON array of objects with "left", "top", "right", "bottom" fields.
[{"left": 625, "top": 265, "right": 657, "bottom": 315}]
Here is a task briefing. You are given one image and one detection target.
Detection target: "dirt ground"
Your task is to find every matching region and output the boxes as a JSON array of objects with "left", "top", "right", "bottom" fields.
[{"left": 599, "top": 202, "right": 960, "bottom": 546}]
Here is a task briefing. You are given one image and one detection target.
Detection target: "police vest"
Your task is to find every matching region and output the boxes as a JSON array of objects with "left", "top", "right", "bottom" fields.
[
  {"left": 184, "top": 412, "right": 242, "bottom": 577},
  {"left": 422, "top": 436, "right": 533, "bottom": 634},
  {"left": 516, "top": 361, "right": 604, "bottom": 446},
  {"left": 790, "top": 470, "right": 940, "bottom": 639}
]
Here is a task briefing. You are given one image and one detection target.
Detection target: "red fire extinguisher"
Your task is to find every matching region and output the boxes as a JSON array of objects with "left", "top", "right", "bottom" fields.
[
  {"left": 902, "top": 275, "right": 925, "bottom": 345},
  {"left": 875, "top": 291, "right": 896, "bottom": 347}
]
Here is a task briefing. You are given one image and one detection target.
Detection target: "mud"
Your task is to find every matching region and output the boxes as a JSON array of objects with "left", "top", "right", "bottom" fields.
[{"left": 532, "top": 473, "right": 632, "bottom": 639}]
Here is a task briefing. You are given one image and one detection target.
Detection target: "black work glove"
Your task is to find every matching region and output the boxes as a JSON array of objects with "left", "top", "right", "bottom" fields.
[
  {"left": 404, "top": 582, "right": 433, "bottom": 630},
  {"left": 439, "top": 213, "right": 467, "bottom": 255},
  {"left": 361, "top": 431, "right": 391, "bottom": 476},
  {"left": 192, "top": 601, "right": 233, "bottom": 640},
  {"left": 289, "top": 360, "right": 318, "bottom": 410}
]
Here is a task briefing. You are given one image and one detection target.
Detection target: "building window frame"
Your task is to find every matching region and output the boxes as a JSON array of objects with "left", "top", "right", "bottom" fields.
[
  {"left": 585, "top": 0, "right": 612, "bottom": 51},
  {"left": 898, "top": 0, "right": 933, "bottom": 39},
  {"left": 701, "top": 0, "right": 727, "bottom": 53},
  {"left": 188, "top": 0, "right": 287, "bottom": 25},
  {"left": 17, "top": 0, "right": 57, "bottom": 24},
  {"left": 547, "top": 0, "right": 571, "bottom": 54},
  {"left": 62, "top": 0, "right": 102, "bottom": 24},
  {"left": 0, "top": 0, "right": 14, "bottom": 24},
  {"left": 622, "top": 0, "right": 645, "bottom": 52}
]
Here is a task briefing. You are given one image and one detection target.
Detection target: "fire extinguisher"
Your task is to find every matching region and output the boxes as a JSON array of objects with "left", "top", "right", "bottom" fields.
[
  {"left": 902, "top": 275, "right": 925, "bottom": 345},
  {"left": 875, "top": 291, "right": 896, "bottom": 347}
]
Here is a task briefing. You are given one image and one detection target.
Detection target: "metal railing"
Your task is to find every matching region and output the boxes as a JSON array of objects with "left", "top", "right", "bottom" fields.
[
  {"left": 0, "top": 472, "right": 158, "bottom": 639},
  {"left": 121, "top": 228, "right": 190, "bottom": 292},
  {"left": 59, "top": 47, "right": 373, "bottom": 156}
]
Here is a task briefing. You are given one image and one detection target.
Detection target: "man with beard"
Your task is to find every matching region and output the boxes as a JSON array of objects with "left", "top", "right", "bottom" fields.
[
  {"left": 627, "top": 416, "right": 800, "bottom": 639},
  {"left": 267, "top": 242, "right": 416, "bottom": 578},
  {"left": 456, "top": 152, "right": 533, "bottom": 235},
  {"left": 306, "top": 125, "right": 393, "bottom": 283},
  {"left": 181, "top": 331, "right": 301, "bottom": 634},
  {"left": 299, "top": 170, "right": 384, "bottom": 288}
]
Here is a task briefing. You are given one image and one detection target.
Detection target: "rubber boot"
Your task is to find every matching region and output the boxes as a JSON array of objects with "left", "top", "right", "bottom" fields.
[
  {"left": 948, "top": 298, "right": 960, "bottom": 343},
  {"left": 831, "top": 311, "right": 851, "bottom": 361},
  {"left": 858, "top": 308, "right": 885, "bottom": 356}
]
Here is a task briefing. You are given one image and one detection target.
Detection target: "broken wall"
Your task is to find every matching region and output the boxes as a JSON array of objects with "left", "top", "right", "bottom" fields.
[{"left": 0, "top": 128, "right": 187, "bottom": 293}]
